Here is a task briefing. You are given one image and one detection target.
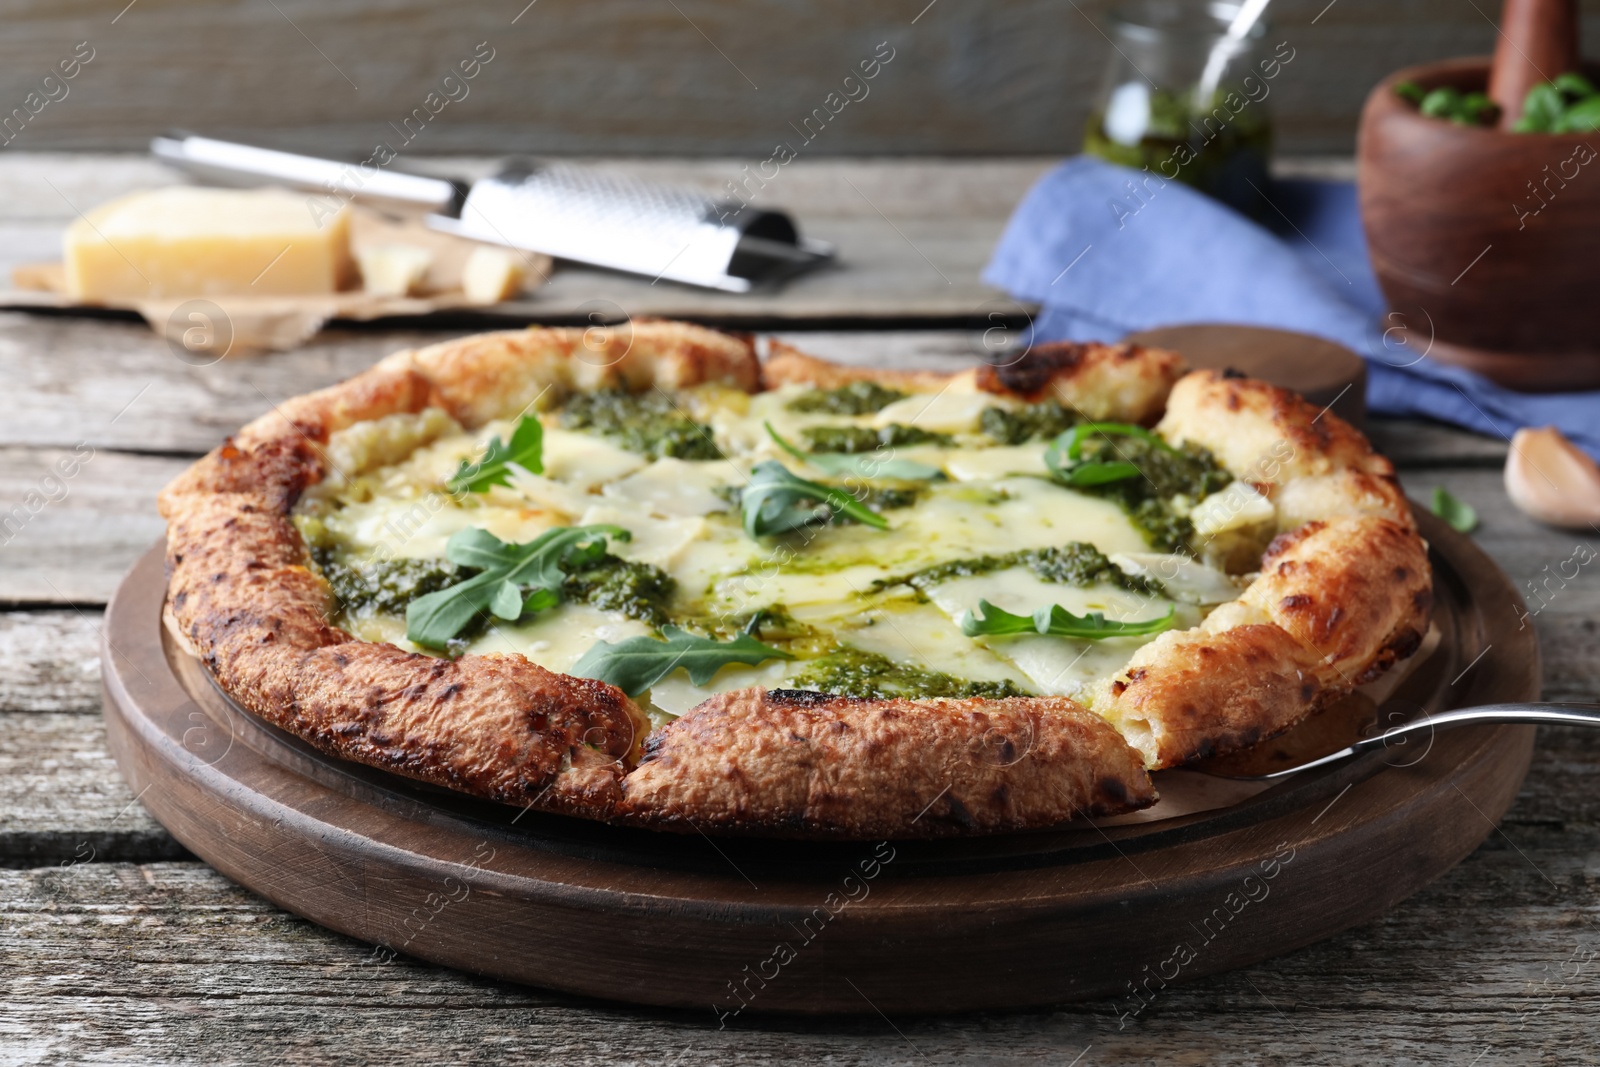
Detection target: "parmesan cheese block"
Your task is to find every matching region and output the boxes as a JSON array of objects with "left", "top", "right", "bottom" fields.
[{"left": 63, "top": 187, "right": 355, "bottom": 301}]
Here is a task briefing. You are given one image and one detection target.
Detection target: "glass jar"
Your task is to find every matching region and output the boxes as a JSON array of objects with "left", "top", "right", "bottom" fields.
[{"left": 1082, "top": 0, "right": 1276, "bottom": 216}]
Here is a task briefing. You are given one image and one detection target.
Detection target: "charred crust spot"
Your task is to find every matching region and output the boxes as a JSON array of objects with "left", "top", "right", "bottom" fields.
[
  {"left": 1300, "top": 681, "right": 1317, "bottom": 700},
  {"left": 1098, "top": 776, "right": 1130, "bottom": 806},
  {"left": 1386, "top": 627, "right": 1424, "bottom": 661},
  {"left": 1110, "top": 680, "right": 1127, "bottom": 696},
  {"left": 1279, "top": 594, "right": 1313, "bottom": 611},
  {"left": 766, "top": 688, "right": 844, "bottom": 707},
  {"left": 1221, "top": 367, "right": 1247, "bottom": 380},
  {"left": 978, "top": 341, "right": 1088, "bottom": 397}
]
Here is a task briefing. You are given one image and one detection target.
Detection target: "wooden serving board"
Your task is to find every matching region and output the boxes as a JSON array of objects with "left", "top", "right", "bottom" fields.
[{"left": 101, "top": 510, "right": 1537, "bottom": 1016}]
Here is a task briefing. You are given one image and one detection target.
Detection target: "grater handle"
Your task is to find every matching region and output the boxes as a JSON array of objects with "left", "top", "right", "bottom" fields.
[{"left": 151, "top": 134, "right": 463, "bottom": 214}]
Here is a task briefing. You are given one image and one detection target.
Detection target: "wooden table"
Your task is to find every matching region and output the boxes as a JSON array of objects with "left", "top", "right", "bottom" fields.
[{"left": 3, "top": 156, "right": 1597, "bottom": 1066}]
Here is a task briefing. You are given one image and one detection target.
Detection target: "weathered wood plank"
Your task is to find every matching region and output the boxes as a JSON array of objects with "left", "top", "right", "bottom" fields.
[
  {"left": 0, "top": 611, "right": 101, "bottom": 714},
  {"left": 0, "top": 713, "right": 182, "bottom": 866},
  {"left": 1, "top": 824, "right": 1596, "bottom": 1066},
  {"left": 0, "top": 447, "right": 182, "bottom": 606},
  {"left": 3, "top": 0, "right": 1598, "bottom": 157}
]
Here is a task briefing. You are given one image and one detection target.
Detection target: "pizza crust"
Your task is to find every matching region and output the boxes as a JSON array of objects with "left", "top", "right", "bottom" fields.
[
  {"left": 615, "top": 688, "right": 1154, "bottom": 838},
  {"left": 159, "top": 324, "right": 1432, "bottom": 837}
]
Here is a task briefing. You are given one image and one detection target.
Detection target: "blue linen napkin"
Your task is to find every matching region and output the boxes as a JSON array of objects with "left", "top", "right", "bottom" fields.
[{"left": 982, "top": 156, "right": 1600, "bottom": 460}]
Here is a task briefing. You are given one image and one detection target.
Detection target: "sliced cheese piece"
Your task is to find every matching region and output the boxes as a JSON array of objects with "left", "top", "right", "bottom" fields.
[
  {"left": 321, "top": 492, "right": 563, "bottom": 560},
  {"left": 1109, "top": 552, "right": 1241, "bottom": 605},
  {"left": 64, "top": 186, "right": 355, "bottom": 300},
  {"left": 460, "top": 246, "right": 526, "bottom": 303},
  {"left": 357, "top": 243, "right": 433, "bottom": 296},
  {"left": 942, "top": 443, "right": 1048, "bottom": 482},
  {"left": 1190, "top": 481, "right": 1274, "bottom": 536},
  {"left": 601, "top": 457, "right": 734, "bottom": 517},
  {"left": 872, "top": 387, "right": 993, "bottom": 435},
  {"left": 647, "top": 659, "right": 795, "bottom": 717},
  {"left": 538, "top": 427, "right": 648, "bottom": 489},
  {"left": 578, "top": 504, "right": 706, "bottom": 568},
  {"left": 840, "top": 600, "right": 1031, "bottom": 688},
  {"left": 502, "top": 467, "right": 594, "bottom": 519},
  {"left": 923, "top": 566, "right": 1176, "bottom": 698},
  {"left": 466, "top": 603, "right": 654, "bottom": 674}
]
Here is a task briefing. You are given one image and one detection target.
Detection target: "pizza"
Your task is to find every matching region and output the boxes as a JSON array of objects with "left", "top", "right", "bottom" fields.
[{"left": 158, "top": 320, "right": 1431, "bottom": 838}]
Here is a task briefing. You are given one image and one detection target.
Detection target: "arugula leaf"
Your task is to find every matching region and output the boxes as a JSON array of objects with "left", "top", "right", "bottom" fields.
[
  {"left": 740, "top": 460, "right": 888, "bottom": 537},
  {"left": 1430, "top": 487, "right": 1479, "bottom": 533},
  {"left": 764, "top": 422, "right": 944, "bottom": 481},
  {"left": 405, "top": 524, "right": 627, "bottom": 650},
  {"left": 569, "top": 625, "right": 793, "bottom": 697},
  {"left": 959, "top": 599, "right": 1176, "bottom": 640},
  {"left": 1045, "top": 422, "right": 1174, "bottom": 488},
  {"left": 447, "top": 416, "right": 544, "bottom": 494}
]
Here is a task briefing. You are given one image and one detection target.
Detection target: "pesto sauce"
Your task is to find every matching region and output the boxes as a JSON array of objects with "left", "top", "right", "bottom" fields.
[
  {"left": 980, "top": 400, "right": 1080, "bottom": 445},
  {"left": 311, "top": 547, "right": 676, "bottom": 631},
  {"left": 558, "top": 388, "right": 723, "bottom": 460},
  {"left": 561, "top": 553, "right": 676, "bottom": 628},
  {"left": 1074, "top": 437, "right": 1233, "bottom": 554},
  {"left": 801, "top": 423, "right": 953, "bottom": 454},
  {"left": 884, "top": 541, "right": 1158, "bottom": 595},
  {"left": 312, "top": 547, "right": 466, "bottom": 616},
  {"left": 790, "top": 646, "right": 1029, "bottom": 701},
  {"left": 786, "top": 380, "right": 907, "bottom": 415}
]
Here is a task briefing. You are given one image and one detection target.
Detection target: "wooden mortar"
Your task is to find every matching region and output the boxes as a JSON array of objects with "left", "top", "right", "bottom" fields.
[{"left": 1356, "top": 0, "right": 1598, "bottom": 391}]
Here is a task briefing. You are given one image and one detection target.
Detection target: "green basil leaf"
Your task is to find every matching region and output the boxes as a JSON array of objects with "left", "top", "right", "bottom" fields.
[
  {"left": 1393, "top": 80, "right": 1426, "bottom": 105},
  {"left": 1516, "top": 82, "right": 1565, "bottom": 132},
  {"left": 960, "top": 599, "right": 1177, "bottom": 640},
  {"left": 1553, "top": 72, "right": 1598, "bottom": 99},
  {"left": 405, "top": 524, "right": 628, "bottom": 650},
  {"left": 1420, "top": 86, "right": 1463, "bottom": 120},
  {"left": 741, "top": 460, "right": 888, "bottom": 537},
  {"left": 765, "top": 422, "right": 945, "bottom": 481},
  {"left": 569, "top": 624, "right": 794, "bottom": 697},
  {"left": 1554, "top": 94, "right": 1600, "bottom": 133},
  {"left": 1430, "top": 487, "right": 1478, "bottom": 533},
  {"left": 447, "top": 415, "right": 544, "bottom": 494}
]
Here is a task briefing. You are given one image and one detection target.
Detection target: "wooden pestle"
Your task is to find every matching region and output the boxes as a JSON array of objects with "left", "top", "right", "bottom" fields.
[{"left": 1488, "top": 0, "right": 1580, "bottom": 126}]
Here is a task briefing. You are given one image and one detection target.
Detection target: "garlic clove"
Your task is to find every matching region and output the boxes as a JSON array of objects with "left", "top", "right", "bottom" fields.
[{"left": 1504, "top": 426, "right": 1600, "bottom": 530}]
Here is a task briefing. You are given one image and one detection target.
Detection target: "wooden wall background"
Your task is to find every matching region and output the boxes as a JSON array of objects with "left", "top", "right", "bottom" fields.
[{"left": 1, "top": 0, "right": 1598, "bottom": 157}]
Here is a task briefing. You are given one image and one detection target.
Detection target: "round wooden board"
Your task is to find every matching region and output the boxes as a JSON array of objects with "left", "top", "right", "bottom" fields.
[{"left": 102, "top": 509, "right": 1537, "bottom": 1016}]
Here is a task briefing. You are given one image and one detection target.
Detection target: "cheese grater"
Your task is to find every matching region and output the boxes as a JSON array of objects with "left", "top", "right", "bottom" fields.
[{"left": 151, "top": 134, "right": 834, "bottom": 292}]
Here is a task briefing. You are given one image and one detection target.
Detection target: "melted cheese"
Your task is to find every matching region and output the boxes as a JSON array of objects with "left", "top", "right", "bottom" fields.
[{"left": 298, "top": 382, "right": 1222, "bottom": 717}]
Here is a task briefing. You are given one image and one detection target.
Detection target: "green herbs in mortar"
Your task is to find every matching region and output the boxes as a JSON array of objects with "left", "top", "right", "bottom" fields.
[{"left": 1395, "top": 73, "right": 1600, "bottom": 133}]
